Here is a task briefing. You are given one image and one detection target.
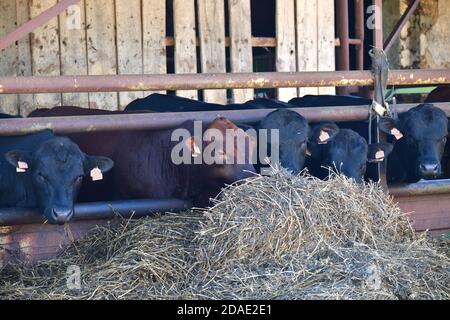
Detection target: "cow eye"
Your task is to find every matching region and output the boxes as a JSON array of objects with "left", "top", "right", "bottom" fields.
[{"left": 440, "top": 137, "right": 447, "bottom": 144}]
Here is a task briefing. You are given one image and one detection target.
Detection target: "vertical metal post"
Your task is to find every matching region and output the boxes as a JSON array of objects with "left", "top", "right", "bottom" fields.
[
  {"left": 355, "top": 0, "right": 365, "bottom": 71},
  {"left": 355, "top": 0, "right": 366, "bottom": 97},
  {"left": 372, "top": 0, "right": 388, "bottom": 190},
  {"left": 336, "top": 0, "right": 350, "bottom": 95}
]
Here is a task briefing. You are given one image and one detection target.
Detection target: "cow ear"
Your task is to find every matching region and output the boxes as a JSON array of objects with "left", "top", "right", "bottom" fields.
[
  {"left": 379, "top": 116, "right": 404, "bottom": 139},
  {"left": 311, "top": 123, "right": 339, "bottom": 145},
  {"left": 84, "top": 155, "right": 114, "bottom": 173},
  {"left": 5, "top": 150, "right": 32, "bottom": 170},
  {"left": 367, "top": 142, "right": 393, "bottom": 163}
]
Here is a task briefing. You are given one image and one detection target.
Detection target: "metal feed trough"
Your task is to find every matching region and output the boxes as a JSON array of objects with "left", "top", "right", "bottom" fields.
[{"left": 0, "top": 69, "right": 449, "bottom": 264}]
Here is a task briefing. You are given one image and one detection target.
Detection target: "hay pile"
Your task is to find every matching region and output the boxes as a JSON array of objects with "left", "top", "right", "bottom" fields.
[
  {"left": 1, "top": 171, "right": 449, "bottom": 300},
  {"left": 0, "top": 215, "right": 203, "bottom": 299}
]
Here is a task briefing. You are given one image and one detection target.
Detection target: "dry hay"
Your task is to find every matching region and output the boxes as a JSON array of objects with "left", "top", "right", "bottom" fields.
[
  {"left": 0, "top": 170, "right": 449, "bottom": 300},
  {"left": 0, "top": 214, "right": 203, "bottom": 299}
]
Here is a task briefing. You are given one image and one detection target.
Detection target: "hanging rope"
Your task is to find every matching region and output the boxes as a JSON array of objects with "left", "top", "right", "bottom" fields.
[{"left": 368, "top": 47, "right": 396, "bottom": 145}]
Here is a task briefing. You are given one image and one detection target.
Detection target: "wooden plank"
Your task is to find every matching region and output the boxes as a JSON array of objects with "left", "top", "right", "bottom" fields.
[
  {"left": 275, "top": 0, "right": 297, "bottom": 101},
  {"left": 166, "top": 36, "right": 278, "bottom": 48},
  {"left": 229, "top": 0, "right": 254, "bottom": 103},
  {"left": 29, "top": 0, "right": 62, "bottom": 109},
  {"left": 173, "top": 0, "right": 198, "bottom": 100},
  {"left": 16, "top": 0, "right": 34, "bottom": 116},
  {"left": 142, "top": 0, "right": 167, "bottom": 97},
  {"left": 59, "top": 1, "right": 89, "bottom": 107},
  {"left": 0, "top": 0, "right": 19, "bottom": 115},
  {"left": 317, "top": 0, "right": 336, "bottom": 95},
  {"left": 395, "top": 194, "right": 450, "bottom": 232},
  {"left": 296, "top": 0, "right": 319, "bottom": 97},
  {"left": 116, "top": 0, "right": 144, "bottom": 110},
  {"left": 0, "top": 220, "right": 104, "bottom": 265},
  {"left": 85, "top": 0, "right": 117, "bottom": 110},
  {"left": 197, "top": 0, "right": 227, "bottom": 104}
]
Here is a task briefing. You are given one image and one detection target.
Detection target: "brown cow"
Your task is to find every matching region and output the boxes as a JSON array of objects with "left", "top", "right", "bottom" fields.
[{"left": 29, "top": 107, "right": 256, "bottom": 206}]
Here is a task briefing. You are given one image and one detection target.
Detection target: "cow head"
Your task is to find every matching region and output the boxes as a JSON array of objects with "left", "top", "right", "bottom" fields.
[
  {"left": 193, "top": 117, "right": 256, "bottom": 185},
  {"left": 308, "top": 124, "right": 393, "bottom": 183},
  {"left": 259, "top": 109, "right": 337, "bottom": 174},
  {"left": 181, "top": 117, "right": 256, "bottom": 206},
  {"left": 5, "top": 137, "right": 113, "bottom": 224},
  {"left": 379, "top": 104, "right": 448, "bottom": 181}
]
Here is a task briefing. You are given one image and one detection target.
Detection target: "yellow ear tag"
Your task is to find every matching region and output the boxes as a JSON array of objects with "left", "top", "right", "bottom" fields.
[{"left": 90, "top": 167, "right": 103, "bottom": 181}]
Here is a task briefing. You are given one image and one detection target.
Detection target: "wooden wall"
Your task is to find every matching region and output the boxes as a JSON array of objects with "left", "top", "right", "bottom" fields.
[{"left": 0, "top": 0, "right": 335, "bottom": 115}]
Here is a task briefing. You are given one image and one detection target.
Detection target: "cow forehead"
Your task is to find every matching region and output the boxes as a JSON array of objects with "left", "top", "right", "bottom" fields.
[
  {"left": 328, "top": 130, "right": 368, "bottom": 158},
  {"left": 33, "top": 137, "right": 85, "bottom": 167},
  {"left": 402, "top": 106, "right": 448, "bottom": 139}
]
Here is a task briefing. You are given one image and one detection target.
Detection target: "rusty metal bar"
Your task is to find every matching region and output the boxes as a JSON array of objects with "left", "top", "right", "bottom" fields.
[
  {"left": 0, "top": 103, "right": 449, "bottom": 136},
  {"left": 0, "top": 70, "right": 449, "bottom": 94},
  {"left": 0, "top": 0, "right": 80, "bottom": 51},
  {"left": 336, "top": 0, "right": 350, "bottom": 96},
  {"left": 373, "top": 0, "right": 384, "bottom": 49},
  {"left": 384, "top": 0, "right": 420, "bottom": 53},
  {"left": 389, "top": 179, "right": 450, "bottom": 197},
  {"left": 0, "top": 198, "right": 192, "bottom": 226},
  {"left": 355, "top": 0, "right": 365, "bottom": 71}
]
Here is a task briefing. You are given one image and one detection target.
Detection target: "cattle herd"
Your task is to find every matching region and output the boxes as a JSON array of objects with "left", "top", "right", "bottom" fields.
[{"left": 0, "top": 86, "right": 448, "bottom": 225}]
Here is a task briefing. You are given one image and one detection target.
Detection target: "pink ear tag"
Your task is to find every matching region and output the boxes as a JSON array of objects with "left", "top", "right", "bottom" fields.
[
  {"left": 375, "top": 150, "right": 385, "bottom": 161},
  {"left": 306, "top": 148, "right": 312, "bottom": 156},
  {"left": 16, "top": 161, "right": 28, "bottom": 173},
  {"left": 90, "top": 167, "right": 103, "bottom": 181},
  {"left": 318, "top": 130, "right": 330, "bottom": 144},
  {"left": 390, "top": 128, "right": 403, "bottom": 140}
]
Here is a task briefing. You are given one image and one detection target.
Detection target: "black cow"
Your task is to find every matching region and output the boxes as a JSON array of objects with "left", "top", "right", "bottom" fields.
[
  {"left": 289, "top": 94, "right": 372, "bottom": 107},
  {"left": 125, "top": 93, "right": 249, "bottom": 112},
  {"left": 425, "top": 85, "right": 450, "bottom": 103},
  {"left": 379, "top": 103, "right": 449, "bottom": 183},
  {"left": 258, "top": 109, "right": 336, "bottom": 174},
  {"left": 0, "top": 113, "right": 20, "bottom": 119},
  {"left": 124, "top": 93, "right": 389, "bottom": 181},
  {"left": 0, "top": 130, "right": 113, "bottom": 224},
  {"left": 288, "top": 94, "right": 386, "bottom": 182},
  {"left": 307, "top": 124, "right": 393, "bottom": 183}
]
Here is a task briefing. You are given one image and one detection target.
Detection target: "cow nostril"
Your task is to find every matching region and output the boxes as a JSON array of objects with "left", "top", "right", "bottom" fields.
[
  {"left": 51, "top": 207, "right": 74, "bottom": 223},
  {"left": 419, "top": 163, "right": 440, "bottom": 175}
]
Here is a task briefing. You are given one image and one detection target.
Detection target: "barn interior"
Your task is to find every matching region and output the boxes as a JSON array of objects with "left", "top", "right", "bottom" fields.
[{"left": 0, "top": 0, "right": 449, "bottom": 265}]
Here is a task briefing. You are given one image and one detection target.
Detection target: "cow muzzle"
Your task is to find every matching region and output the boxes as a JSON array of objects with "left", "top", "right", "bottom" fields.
[
  {"left": 418, "top": 162, "right": 441, "bottom": 179},
  {"left": 50, "top": 206, "right": 74, "bottom": 224}
]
